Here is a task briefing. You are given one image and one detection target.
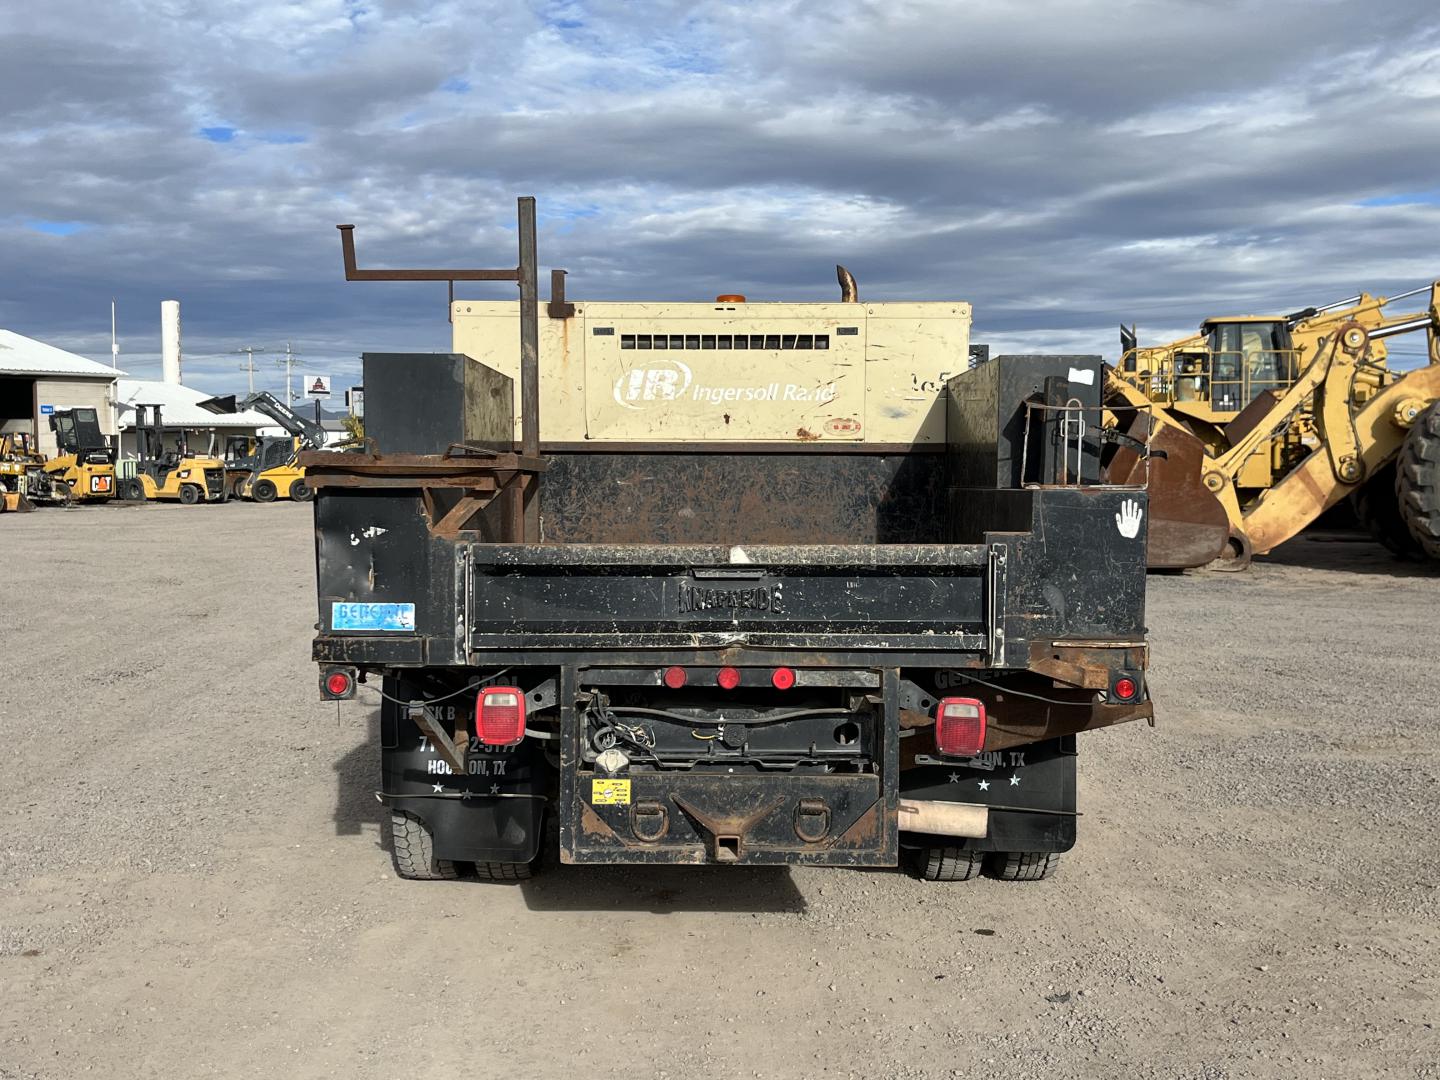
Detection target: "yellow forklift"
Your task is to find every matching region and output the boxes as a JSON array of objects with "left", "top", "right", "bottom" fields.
[{"left": 119, "top": 404, "right": 228, "bottom": 504}]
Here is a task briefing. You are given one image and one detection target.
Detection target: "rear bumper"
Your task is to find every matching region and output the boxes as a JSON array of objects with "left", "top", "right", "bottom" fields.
[{"left": 561, "top": 772, "right": 895, "bottom": 866}]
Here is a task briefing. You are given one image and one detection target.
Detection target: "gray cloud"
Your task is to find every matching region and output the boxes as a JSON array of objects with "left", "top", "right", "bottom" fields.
[{"left": 3, "top": 0, "right": 1438, "bottom": 394}]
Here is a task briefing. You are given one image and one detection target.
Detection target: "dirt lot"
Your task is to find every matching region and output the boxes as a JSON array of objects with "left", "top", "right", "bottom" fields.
[{"left": 1, "top": 502, "right": 1436, "bottom": 1079}]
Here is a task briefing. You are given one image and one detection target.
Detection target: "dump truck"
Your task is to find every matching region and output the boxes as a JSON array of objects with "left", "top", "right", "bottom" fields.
[
  {"left": 304, "top": 198, "right": 1155, "bottom": 883},
  {"left": 1105, "top": 281, "right": 1440, "bottom": 567}
]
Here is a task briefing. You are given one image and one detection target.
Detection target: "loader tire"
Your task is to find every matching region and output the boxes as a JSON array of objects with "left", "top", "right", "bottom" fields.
[
  {"left": 178, "top": 483, "right": 202, "bottom": 505},
  {"left": 1353, "top": 462, "right": 1423, "bottom": 559},
  {"left": 1395, "top": 402, "right": 1440, "bottom": 560},
  {"left": 389, "top": 809, "right": 460, "bottom": 881},
  {"left": 251, "top": 478, "right": 277, "bottom": 503},
  {"left": 989, "top": 851, "right": 1061, "bottom": 881},
  {"left": 289, "top": 480, "right": 314, "bottom": 503},
  {"left": 911, "top": 845, "right": 985, "bottom": 881}
]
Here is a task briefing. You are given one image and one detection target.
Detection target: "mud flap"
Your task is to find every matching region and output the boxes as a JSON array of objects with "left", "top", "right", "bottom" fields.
[
  {"left": 378, "top": 691, "right": 545, "bottom": 864},
  {"left": 899, "top": 736, "right": 1077, "bottom": 854}
]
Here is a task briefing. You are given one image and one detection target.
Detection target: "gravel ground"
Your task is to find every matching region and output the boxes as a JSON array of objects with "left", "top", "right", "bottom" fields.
[{"left": 1, "top": 503, "right": 1436, "bottom": 1080}]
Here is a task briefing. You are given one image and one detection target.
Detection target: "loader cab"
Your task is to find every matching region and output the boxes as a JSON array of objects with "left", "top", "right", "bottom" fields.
[{"left": 1199, "top": 318, "right": 1297, "bottom": 413}]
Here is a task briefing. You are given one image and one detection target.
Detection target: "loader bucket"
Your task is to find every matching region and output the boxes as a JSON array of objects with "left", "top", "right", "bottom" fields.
[{"left": 1104, "top": 412, "right": 1230, "bottom": 569}]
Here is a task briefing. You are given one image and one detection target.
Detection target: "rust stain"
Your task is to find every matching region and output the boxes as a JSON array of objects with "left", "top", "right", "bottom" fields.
[{"left": 795, "top": 427, "right": 821, "bottom": 441}]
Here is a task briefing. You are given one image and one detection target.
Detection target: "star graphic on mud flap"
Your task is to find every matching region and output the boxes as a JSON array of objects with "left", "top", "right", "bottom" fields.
[
  {"left": 490, "top": 784, "right": 500, "bottom": 794},
  {"left": 1009, "top": 774, "right": 1021, "bottom": 786},
  {"left": 948, "top": 772, "right": 962, "bottom": 784},
  {"left": 977, "top": 780, "right": 991, "bottom": 791},
  {"left": 432, "top": 782, "right": 444, "bottom": 793}
]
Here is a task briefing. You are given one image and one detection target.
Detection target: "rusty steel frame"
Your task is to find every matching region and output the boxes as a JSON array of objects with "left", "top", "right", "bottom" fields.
[{"left": 335, "top": 196, "right": 543, "bottom": 539}]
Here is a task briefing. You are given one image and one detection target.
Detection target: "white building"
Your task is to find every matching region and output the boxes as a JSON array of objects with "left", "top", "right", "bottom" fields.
[
  {"left": 0, "top": 329, "right": 122, "bottom": 457},
  {"left": 114, "top": 380, "right": 277, "bottom": 458}
]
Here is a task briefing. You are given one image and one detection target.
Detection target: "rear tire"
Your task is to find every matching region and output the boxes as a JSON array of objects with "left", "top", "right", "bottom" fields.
[
  {"left": 121, "top": 477, "right": 146, "bottom": 502},
  {"left": 289, "top": 480, "right": 314, "bottom": 503},
  {"left": 1353, "top": 462, "right": 1423, "bottom": 558},
  {"left": 911, "top": 844, "right": 985, "bottom": 881},
  {"left": 252, "top": 478, "right": 277, "bottom": 503},
  {"left": 1396, "top": 403, "right": 1440, "bottom": 560},
  {"left": 474, "top": 860, "right": 534, "bottom": 882},
  {"left": 389, "top": 810, "right": 460, "bottom": 881},
  {"left": 989, "top": 851, "right": 1061, "bottom": 881},
  {"left": 178, "top": 483, "right": 202, "bottom": 505}
]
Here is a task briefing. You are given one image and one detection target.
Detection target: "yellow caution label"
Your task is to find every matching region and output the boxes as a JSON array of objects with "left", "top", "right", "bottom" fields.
[{"left": 591, "top": 778, "right": 632, "bottom": 806}]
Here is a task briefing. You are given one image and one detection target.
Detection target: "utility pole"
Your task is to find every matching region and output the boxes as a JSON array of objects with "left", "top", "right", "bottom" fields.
[
  {"left": 273, "top": 342, "right": 302, "bottom": 403},
  {"left": 235, "top": 345, "right": 270, "bottom": 394}
]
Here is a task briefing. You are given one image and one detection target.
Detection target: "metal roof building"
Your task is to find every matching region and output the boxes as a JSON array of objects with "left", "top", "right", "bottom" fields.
[
  {"left": 114, "top": 379, "right": 279, "bottom": 458},
  {"left": 0, "top": 328, "right": 123, "bottom": 457}
]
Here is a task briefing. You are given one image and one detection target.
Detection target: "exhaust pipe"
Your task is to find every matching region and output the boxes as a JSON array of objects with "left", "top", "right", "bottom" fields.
[{"left": 837, "top": 265, "right": 858, "bottom": 303}]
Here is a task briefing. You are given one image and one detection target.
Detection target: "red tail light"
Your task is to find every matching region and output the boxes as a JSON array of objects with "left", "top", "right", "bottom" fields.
[
  {"left": 716, "top": 666, "right": 741, "bottom": 690},
  {"left": 663, "top": 666, "right": 688, "bottom": 689},
  {"left": 321, "top": 667, "right": 355, "bottom": 700},
  {"left": 1113, "top": 676, "right": 1138, "bottom": 701},
  {"left": 935, "top": 697, "right": 986, "bottom": 757},
  {"left": 771, "top": 667, "right": 795, "bottom": 690},
  {"left": 475, "top": 686, "right": 526, "bottom": 746}
]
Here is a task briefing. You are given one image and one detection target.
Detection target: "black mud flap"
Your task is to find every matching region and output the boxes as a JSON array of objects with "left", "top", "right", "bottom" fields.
[
  {"left": 899, "top": 736, "right": 1077, "bottom": 854},
  {"left": 559, "top": 773, "right": 898, "bottom": 867},
  {"left": 379, "top": 693, "right": 545, "bottom": 864}
]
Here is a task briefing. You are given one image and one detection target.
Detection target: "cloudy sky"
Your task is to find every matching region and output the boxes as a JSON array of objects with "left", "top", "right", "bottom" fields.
[{"left": 3, "top": 0, "right": 1438, "bottom": 396}]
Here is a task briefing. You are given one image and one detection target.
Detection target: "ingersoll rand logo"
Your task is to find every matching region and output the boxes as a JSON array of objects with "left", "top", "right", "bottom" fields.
[{"left": 614, "top": 360, "right": 693, "bottom": 409}]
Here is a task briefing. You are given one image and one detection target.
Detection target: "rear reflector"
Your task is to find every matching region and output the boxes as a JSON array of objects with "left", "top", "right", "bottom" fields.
[
  {"left": 771, "top": 667, "right": 796, "bottom": 690},
  {"left": 475, "top": 686, "right": 526, "bottom": 746},
  {"left": 663, "top": 666, "right": 688, "bottom": 689},
  {"left": 1113, "top": 676, "right": 1138, "bottom": 701},
  {"left": 716, "top": 666, "right": 741, "bottom": 690},
  {"left": 935, "top": 697, "right": 986, "bottom": 757}
]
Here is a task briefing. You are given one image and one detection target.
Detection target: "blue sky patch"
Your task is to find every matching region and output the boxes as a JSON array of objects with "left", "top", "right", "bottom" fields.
[
  {"left": 26, "top": 220, "right": 88, "bottom": 236},
  {"left": 1358, "top": 190, "right": 1440, "bottom": 207},
  {"left": 200, "top": 126, "right": 237, "bottom": 143}
]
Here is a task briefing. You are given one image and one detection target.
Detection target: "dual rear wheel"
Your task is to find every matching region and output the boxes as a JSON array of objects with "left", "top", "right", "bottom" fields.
[
  {"left": 910, "top": 845, "right": 1061, "bottom": 882},
  {"left": 388, "top": 809, "right": 534, "bottom": 883}
]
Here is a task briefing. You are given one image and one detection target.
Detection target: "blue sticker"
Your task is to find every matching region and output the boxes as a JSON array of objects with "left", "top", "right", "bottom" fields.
[
  {"left": 331, "top": 602, "right": 416, "bottom": 632},
  {"left": 40, "top": 404, "right": 54, "bottom": 415}
]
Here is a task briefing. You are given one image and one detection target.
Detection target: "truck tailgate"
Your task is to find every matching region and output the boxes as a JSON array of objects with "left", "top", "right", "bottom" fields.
[{"left": 467, "top": 543, "right": 991, "bottom": 651}]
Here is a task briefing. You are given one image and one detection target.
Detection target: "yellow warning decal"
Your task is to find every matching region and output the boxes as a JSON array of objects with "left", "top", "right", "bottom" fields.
[{"left": 591, "top": 779, "right": 632, "bottom": 806}]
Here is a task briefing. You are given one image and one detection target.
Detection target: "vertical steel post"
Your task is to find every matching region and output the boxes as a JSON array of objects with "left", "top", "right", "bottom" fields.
[{"left": 517, "top": 196, "right": 541, "bottom": 539}]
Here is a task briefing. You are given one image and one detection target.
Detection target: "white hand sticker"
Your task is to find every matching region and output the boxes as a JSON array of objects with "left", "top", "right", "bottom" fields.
[{"left": 1115, "top": 498, "right": 1143, "bottom": 539}]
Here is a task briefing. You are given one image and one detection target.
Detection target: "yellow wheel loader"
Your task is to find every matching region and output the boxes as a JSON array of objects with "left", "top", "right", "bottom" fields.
[
  {"left": 0, "top": 433, "right": 37, "bottom": 512},
  {"left": 119, "top": 404, "right": 228, "bottom": 504},
  {"left": 1104, "top": 281, "right": 1440, "bottom": 568}
]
